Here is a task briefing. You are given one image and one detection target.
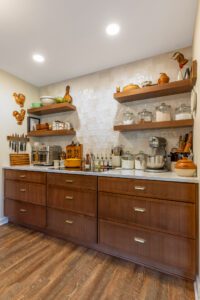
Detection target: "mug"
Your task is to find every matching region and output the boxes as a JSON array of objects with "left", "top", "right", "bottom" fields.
[{"left": 54, "top": 160, "right": 60, "bottom": 168}]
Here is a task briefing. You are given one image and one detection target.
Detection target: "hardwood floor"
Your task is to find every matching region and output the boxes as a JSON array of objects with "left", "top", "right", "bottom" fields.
[{"left": 0, "top": 224, "right": 194, "bottom": 300}]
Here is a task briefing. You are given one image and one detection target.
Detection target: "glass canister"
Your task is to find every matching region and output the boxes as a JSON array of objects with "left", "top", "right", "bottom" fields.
[
  {"left": 123, "top": 110, "right": 134, "bottom": 125},
  {"left": 134, "top": 151, "right": 147, "bottom": 170},
  {"left": 155, "top": 103, "right": 171, "bottom": 122},
  {"left": 175, "top": 104, "right": 192, "bottom": 120},
  {"left": 137, "top": 109, "right": 153, "bottom": 123},
  {"left": 121, "top": 151, "right": 134, "bottom": 169}
]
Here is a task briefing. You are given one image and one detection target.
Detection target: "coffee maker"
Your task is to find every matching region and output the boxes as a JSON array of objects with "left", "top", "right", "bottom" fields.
[
  {"left": 146, "top": 137, "right": 168, "bottom": 172},
  {"left": 32, "top": 145, "right": 62, "bottom": 166}
]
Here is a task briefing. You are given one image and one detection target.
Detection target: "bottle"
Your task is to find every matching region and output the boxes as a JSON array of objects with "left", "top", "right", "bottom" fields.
[
  {"left": 94, "top": 154, "right": 100, "bottom": 172},
  {"left": 104, "top": 154, "right": 108, "bottom": 171},
  {"left": 100, "top": 154, "right": 104, "bottom": 172},
  {"left": 85, "top": 153, "right": 91, "bottom": 171},
  {"left": 81, "top": 158, "right": 86, "bottom": 171},
  {"left": 109, "top": 155, "right": 112, "bottom": 170},
  {"left": 90, "top": 153, "right": 95, "bottom": 171}
]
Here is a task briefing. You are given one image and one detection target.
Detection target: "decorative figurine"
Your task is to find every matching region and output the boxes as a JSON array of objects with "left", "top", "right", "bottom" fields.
[
  {"left": 172, "top": 52, "right": 189, "bottom": 81},
  {"left": 13, "top": 93, "right": 26, "bottom": 107},
  {"left": 13, "top": 109, "right": 26, "bottom": 125},
  {"left": 158, "top": 73, "right": 170, "bottom": 84},
  {"left": 63, "top": 85, "right": 72, "bottom": 103}
]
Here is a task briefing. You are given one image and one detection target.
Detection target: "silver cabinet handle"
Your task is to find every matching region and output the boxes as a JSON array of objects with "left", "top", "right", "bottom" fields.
[
  {"left": 19, "top": 209, "right": 27, "bottom": 213},
  {"left": 65, "top": 179, "right": 73, "bottom": 183},
  {"left": 19, "top": 175, "right": 26, "bottom": 178},
  {"left": 134, "top": 207, "right": 146, "bottom": 213},
  {"left": 65, "top": 219, "right": 73, "bottom": 224},
  {"left": 134, "top": 186, "right": 146, "bottom": 191},
  {"left": 65, "top": 196, "right": 73, "bottom": 200},
  {"left": 20, "top": 188, "right": 26, "bottom": 192},
  {"left": 134, "top": 237, "right": 146, "bottom": 244}
]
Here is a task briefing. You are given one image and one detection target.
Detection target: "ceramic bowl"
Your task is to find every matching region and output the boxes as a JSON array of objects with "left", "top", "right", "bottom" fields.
[
  {"left": 31, "top": 102, "right": 41, "bottom": 108},
  {"left": 40, "top": 96, "right": 55, "bottom": 106}
]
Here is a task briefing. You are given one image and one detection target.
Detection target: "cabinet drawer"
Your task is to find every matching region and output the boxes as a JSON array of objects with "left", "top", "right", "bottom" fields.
[
  {"left": 5, "top": 180, "right": 46, "bottom": 206},
  {"left": 99, "top": 192, "right": 195, "bottom": 238},
  {"left": 5, "top": 170, "right": 46, "bottom": 184},
  {"left": 98, "top": 177, "right": 196, "bottom": 203},
  {"left": 5, "top": 199, "right": 46, "bottom": 228},
  {"left": 47, "top": 173, "right": 97, "bottom": 191},
  {"left": 99, "top": 220, "right": 195, "bottom": 279},
  {"left": 47, "top": 208, "right": 97, "bottom": 244},
  {"left": 47, "top": 186, "right": 97, "bottom": 216}
]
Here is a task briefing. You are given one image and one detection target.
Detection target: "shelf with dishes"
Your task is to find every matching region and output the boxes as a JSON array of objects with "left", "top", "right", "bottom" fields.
[
  {"left": 28, "top": 102, "right": 76, "bottom": 116},
  {"left": 114, "top": 60, "right": 197, "bottom": 103}
]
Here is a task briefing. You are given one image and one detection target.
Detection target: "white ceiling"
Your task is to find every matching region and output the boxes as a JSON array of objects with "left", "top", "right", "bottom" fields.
[{"left": 0, "top": 0, "right": 197, "bottom": 87}]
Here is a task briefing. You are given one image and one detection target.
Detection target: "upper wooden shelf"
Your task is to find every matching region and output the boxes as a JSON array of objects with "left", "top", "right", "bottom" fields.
[
  {"left": 114, "top": 119, "right": 194, "bottom": 132},
  {"left": 114, "top": 60, "right": 197, "bottom": 103},
  {"left": 27, "top": 129, "right": 76, "bottom": 137},
  {"left": 27, "top": 102, "right": 76, "bottom": 116}
]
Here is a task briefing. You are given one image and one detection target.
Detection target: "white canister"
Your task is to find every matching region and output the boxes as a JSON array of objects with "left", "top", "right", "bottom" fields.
[
  {"left": 121, "top": 151, "right": 134, "bottom": 170},
  {"left": 112, "top": 155, "right": 121, "bottom": 168}
]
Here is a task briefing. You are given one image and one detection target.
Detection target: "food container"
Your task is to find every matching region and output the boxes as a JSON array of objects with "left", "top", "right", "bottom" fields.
[
  {"left": 135, "top": 151, "right": 147, "bottom": 170},
  {"left": 146, "top": 155, "right": 165, "bottom": 169},
  {"left": 137, "top": 109, "right": 153, "bottom": 123},
  {"left": 121, "top": 151, "right": 134, "bottom": 169},
  {"left": 155, "top": 103, "right": 171, "bottom": 122},
  {"left": 175, "top": 104, "right": 192, "bottom": 120},
  {"left": 123, "top": 84, "right": 140, "bottom": 92},
  {"left": 123, "top": 111, "right": 134, "bottom": 125},
  {"left": 40, "top": 96, "right": 55, "bottom": 106},
  {"left": 65, "top": 158, "right": 81, "bottom": 168},
  {"left": 112, "top": 155, "right": 121, "bottom": 168},
  {"left": 175, "top": 157, "right": 197, "bottom": 177}
]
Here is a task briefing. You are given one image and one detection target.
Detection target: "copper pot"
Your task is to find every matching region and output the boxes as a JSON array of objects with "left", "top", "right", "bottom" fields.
[
  {"left": 158, "top": 73, "right": 170, "bottom": 84},
  {"left": 175, "top": 157, "right": 197, "bottom": 177}
]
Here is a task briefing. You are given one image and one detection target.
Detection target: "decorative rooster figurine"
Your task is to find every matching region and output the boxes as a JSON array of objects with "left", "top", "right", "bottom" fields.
[
  {"left": 13, "top": 109, "right": 26, "bottom": 125},
  {"left": 172, "top": 52, "right": 189, "bottom": 80},
  {"left": 13, "top": 93, "right": 26, "bottom": 107},
  {"left": 63, "top": 85, "right": 73, "bottom": 103}
]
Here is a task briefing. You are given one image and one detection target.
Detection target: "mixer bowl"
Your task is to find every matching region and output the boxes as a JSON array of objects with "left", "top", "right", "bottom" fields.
[{"left": 146, "top": 155, "right": 165, "bottom": 169}]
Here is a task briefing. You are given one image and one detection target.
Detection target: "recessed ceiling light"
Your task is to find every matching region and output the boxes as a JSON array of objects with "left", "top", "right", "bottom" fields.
[
  {"left": 106, "top": 23, "right": 120, "bottom": 36},
  {"left": 32, "top": 54, "right": 45, "bottom": 63}
]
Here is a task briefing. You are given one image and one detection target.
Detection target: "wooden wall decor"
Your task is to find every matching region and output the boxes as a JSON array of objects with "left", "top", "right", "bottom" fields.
[
  {"left": 13, "top": 109, "right": 26, "bottom": 125},
  {"left": 13, "top": 93, "right": 26, "bottom": 107}
]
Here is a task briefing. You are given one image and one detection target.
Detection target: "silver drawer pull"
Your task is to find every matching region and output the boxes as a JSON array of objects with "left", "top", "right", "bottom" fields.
[
  {"left": 65, "top": 179, "right": 74, "bottom": 183},
  {"left": 19, "top": 175, "right": 26, "bottom": 178},
  {"left": 19, "top": 209, "right": 27, "bottom": 213},
  {"left": 20, "top": 188, "right": 26, "bottom": 192},
  {"left": 134, "top": 207, "right": 146, "bottom": 213},
  {"left": 65, "top": 219, "right": 73, "bottom": 224},
  {"left": 65, "top": 196, "right": 73, "bottom": 200},
  {"left": 134, "top": 237, "right": 146, "bottom": 244},
  {"left": 134, "top": 186, "right": 146, "bottom": 191}
]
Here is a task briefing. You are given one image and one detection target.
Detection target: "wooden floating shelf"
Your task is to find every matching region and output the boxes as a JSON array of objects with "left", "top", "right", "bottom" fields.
[
  {"left": 27, "top": 129, "right": 76, "bottom": 137},
  {"left": 114, "top": 61, "right": 197, "bottom": 103},
  {"left": 27, "top": 102, "right": 76, "bottom": 116},
  {"left": 114, "top": 119, "right": 194, "bottom": 132}
]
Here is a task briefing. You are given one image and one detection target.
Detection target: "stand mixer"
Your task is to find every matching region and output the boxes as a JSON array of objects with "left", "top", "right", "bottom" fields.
[{"left": 146, "top": 136, "right": 168, "bottom": 172}]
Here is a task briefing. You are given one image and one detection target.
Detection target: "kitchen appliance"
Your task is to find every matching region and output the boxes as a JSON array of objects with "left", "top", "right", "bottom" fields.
[
  {"left": 121, "top": 151, "right": 134, "bottom": 169},
  {"left": 32, "top": 145, "right": 62, "bottom": 166},
  {"left": 146, "top": 136, "right": 168, "bottom": 172}
]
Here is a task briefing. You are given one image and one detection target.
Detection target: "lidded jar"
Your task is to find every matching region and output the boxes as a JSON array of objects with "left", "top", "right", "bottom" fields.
[
  {"left": 155, "top": 103, "right": 171, "bottom": 122},
  {"left": 175, "top": 104, "right": 192, "bottom": 120},
  {"left": 134, "top": 151, "right": 147, "bottom": 170},
  {"left": 137, "top": 109, "right": 153, "bottom": 123},
  {"left": 123, "top": 110, "right": 134, "bottom": 125},
  {"left": 121, "top": 151, "right": 134, "bottom": 169}
]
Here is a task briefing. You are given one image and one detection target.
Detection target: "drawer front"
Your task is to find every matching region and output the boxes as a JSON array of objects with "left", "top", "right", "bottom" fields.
[
  {"left": 47, "top": 173, "right": 97, "bottom": 190},
  {"left": 98, "top": 177, "right": 196, "bottom": 203},
  {"left": 47, "top": 208, "right": 97, "bottom": 244},
  {"left": 99, "top": 220, "right": 195, "bottom": 279},
  {"left": 99, "top": 192, "right": 195, "bottom": 238},
  {"left": 47, "top": 186, "right": 97, "bottom": 217},
  {"left": 5, "top": 180, "right": 46, "bottom": 206},
  {"left": 5, "top": 199, "right": 46, "bottom": 228},
  {"left": 5, "top": 170, "right": 46, "bottom": 184}
]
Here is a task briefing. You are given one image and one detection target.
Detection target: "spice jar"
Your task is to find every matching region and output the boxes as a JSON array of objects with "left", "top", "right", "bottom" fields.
[
  {"left": 175, "top": 104, "right": 192, "bottom": 120},
  {"left": 137, "top": 109, "right": 153, "bottom": 123},
  {"left": 155, "top": 103, "right": 171, "bottom": 122},
  {"left": 123, "top": 110, "right": 134, "bottom": 125}
]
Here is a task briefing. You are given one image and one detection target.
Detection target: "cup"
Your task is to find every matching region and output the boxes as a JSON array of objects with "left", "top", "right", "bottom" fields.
[
  {"left": 54, "top": 160, "right": 60, "bottom": 168},
  {"left": 59, "top": 160, "right": 65, "bottom": 168}
]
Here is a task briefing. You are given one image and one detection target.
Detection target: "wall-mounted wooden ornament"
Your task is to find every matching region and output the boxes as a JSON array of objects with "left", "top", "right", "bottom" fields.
[
  {"left": 13, "top": 109, "right": 26, "bottom": 125},
  {"left": 13, "top": 93, "right": 26, "bottom": 107}
]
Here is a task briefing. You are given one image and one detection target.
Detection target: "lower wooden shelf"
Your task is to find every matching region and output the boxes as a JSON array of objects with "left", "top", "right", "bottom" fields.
[
  {"left": 28, "top": 129, "right": 76, "bottom": 137},
  {"left": 114, "top": 119, "right": 193, "bottom": 132}
]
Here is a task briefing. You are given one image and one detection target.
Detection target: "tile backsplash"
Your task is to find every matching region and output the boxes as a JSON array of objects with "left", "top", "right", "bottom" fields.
[{"left": 38, "top": 47, "right": 192, "bottom": 155}]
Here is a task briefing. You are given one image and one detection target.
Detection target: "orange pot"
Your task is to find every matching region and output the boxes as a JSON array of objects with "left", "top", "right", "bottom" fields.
[{"left": 158, "top": 73, "right": 170, "bottom": 84}]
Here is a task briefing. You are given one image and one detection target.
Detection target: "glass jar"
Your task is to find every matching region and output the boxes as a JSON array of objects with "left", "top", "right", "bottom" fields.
[
  {"left": 121, "top": 151, "right": 134, "bottom": 169},
  {"left": 123, "top": 110, "right": 134, "bottom": 125},
  {"left": 155, "top": 103, "right": 171, "bottom": 122},
  {"left": 134, "top": 151, "right": 147, "bottom": 170},
  {"left": 137, "top": 109, "right": 153, "bottom": 123},
  {"left": 175, "top": 104, "right": 192, "bottom": 120}
]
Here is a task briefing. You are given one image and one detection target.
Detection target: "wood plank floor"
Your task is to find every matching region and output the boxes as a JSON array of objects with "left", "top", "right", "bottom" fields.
[{"left": 0, "top": 224, "right": 194, "bottom": 300}]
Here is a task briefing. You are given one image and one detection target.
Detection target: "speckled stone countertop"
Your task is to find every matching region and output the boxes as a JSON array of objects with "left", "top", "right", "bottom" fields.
[{"left": 3, "top": 165, "right": 199, "bottom": 183}]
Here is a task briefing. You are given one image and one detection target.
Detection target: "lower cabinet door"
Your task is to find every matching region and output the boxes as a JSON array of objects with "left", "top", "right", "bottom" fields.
[
  {"left": 99, "top": 220, "right": 196, "bottom": 279},
  {"left": 5, "top": 199, "right": 46, "bottom": 228},
  {"left": 47, "top": 208, "right": 97, "bottom": 244}
]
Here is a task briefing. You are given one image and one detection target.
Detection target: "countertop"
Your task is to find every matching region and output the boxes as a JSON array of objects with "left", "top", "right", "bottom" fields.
[{"left": 3, "top": 165, "right": 199, "bottom": 183}]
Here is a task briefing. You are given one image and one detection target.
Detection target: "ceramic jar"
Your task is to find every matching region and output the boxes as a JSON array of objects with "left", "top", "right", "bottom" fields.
[{"left": 175, "top": 157, "right": 197, "bottom": 177}]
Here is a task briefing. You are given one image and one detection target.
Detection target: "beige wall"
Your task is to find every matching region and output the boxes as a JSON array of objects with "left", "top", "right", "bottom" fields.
[
  {"left": 39, "top": 47, "right": 192, "bottom": 155},
  {"left": 193, "top": 0, "right": 200, "bottom": 278},
  {"left": 0, "top": 69, "right": 39, "bottom": 220}
]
